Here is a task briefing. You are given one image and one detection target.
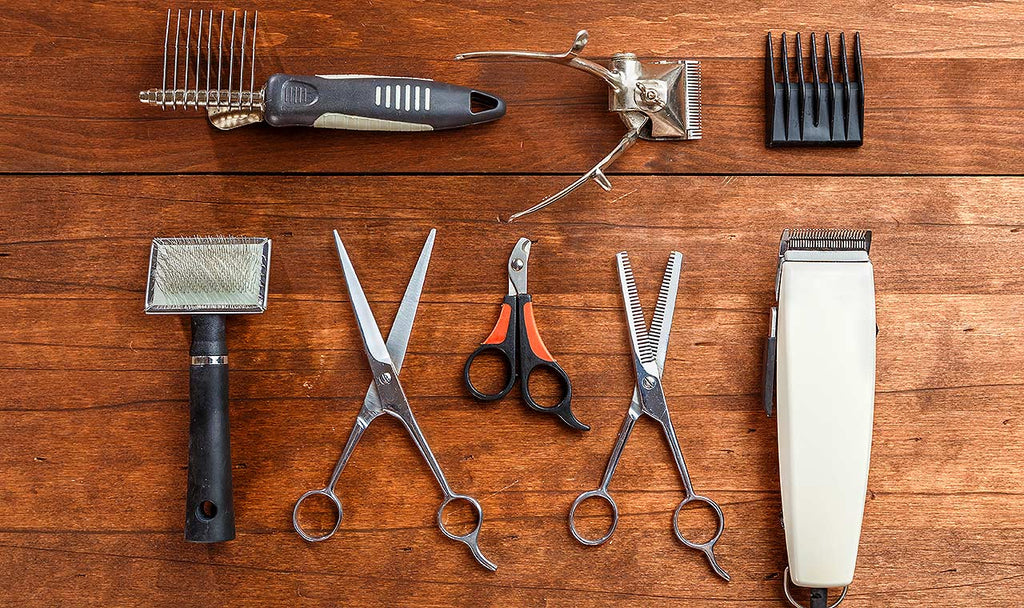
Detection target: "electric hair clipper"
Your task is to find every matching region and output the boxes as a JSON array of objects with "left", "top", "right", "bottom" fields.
[{"left": 762, "top": 229, "right": 876, "bottom": 608}]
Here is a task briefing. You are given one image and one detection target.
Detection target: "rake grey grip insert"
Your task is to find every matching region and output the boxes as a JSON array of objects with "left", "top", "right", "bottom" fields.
[
  {"left": 185, "top": 315, "right": 236, "bottom": 543},
  {"left": 263, "top": 74, "right": 506, "bottom": 131}
]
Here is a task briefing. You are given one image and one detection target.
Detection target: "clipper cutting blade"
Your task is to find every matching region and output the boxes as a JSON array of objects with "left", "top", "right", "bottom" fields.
[{"left": 766, "top": 32, "right": 864, "bottom": 147}]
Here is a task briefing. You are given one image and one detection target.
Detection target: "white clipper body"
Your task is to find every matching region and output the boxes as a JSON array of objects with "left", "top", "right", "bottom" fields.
[{"left": 763, "top": 229, "right": 876, "bottom": 608}]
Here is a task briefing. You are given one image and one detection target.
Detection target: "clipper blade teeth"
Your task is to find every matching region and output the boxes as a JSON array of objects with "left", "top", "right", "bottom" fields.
[
  {"left": 685, "top": 60, "right": 702, "bottom": 138},
  {"left": 780, "top": 229, "right": 872, "bottom": 254}
]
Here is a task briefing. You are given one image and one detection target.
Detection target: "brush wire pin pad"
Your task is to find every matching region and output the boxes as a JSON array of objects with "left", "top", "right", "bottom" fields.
[
  {"left": 456, "top": 31, "right": 701, "bottom": 220},
  {"left": 766, "top": 32, "right": 863, "bottom": 147},
  {"left": 145, "top": 237, "right": 271, "bottom": 314}
]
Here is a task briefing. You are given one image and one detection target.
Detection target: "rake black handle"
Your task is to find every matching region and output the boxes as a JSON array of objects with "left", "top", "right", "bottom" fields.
[
  {"left": 263, "top": 74, "right": 505, "bottom": 131},
  {"left": 185, "top": 315, "right": 235, "bottom": 543}
]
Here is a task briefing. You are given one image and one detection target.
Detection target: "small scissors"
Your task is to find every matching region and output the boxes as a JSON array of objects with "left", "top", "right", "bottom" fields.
[
  {"left": 569, "top": 251, "right": 729, "bottom": 581},
  {"left": 293, "top": 229, "right": 496, "bottom": 571},
  {"left": 463, "top": 238, "right": 589, "bottom": 431}
]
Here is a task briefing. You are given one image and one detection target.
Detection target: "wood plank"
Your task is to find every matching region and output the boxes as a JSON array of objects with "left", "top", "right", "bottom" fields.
[
  {"left": 0, "top": 174, "right": 1021, "bottom": 605},
  {"left": 1, "top": 3, "right": 1023, "bottom": 173}
]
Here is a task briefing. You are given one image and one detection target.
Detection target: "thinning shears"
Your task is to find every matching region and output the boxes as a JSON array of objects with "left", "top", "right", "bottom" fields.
[
  {"left": 569, "top": 251, "right": 729, "bottom": 581},
  {"left": 292, "top": 229, "right": 495, "bottom": 571},
  {"left": 463, "top": 238, "right": 589, "bottom": 431}
]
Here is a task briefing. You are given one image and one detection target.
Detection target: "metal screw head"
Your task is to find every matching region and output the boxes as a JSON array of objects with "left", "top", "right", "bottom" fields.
[
  {"left": 642, "top": 376, "right": 657, "bottom": 390},
  {"left": 378, "top": 372, "right": 393, "bottom": 385},
  {"left": 511, "top": 258, "right": 525, "bottom": 271}
]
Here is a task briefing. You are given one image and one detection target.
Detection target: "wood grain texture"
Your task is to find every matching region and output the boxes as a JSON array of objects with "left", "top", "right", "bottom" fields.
[
  {"left": 1, "top": 1, "right": 1023, "bottom": 173},
  {"left": 3, "top": 0, "right": 1024, "bottom": 605},
  {"left": 1, "top": 173, "right": 1022, "bottom": 606}
]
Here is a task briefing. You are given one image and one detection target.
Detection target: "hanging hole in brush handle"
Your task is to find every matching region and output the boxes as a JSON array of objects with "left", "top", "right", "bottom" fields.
[
  {"left": 185, "top": 315, "right": 236, "bottom": 543},
  {"left": 262, "top": 74, "right": 506, "bottom": 130}
]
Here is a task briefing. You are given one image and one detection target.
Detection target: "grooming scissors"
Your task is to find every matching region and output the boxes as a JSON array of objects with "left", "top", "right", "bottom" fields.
[
  {"left": 463, "top": 238, "right": 589, "bottom": 431},
  {"left": 569, "top": 251, "right": 729, "bottom": 581},
  {"left": 292, "top": 229, "right": 495, "bottom": 571}
]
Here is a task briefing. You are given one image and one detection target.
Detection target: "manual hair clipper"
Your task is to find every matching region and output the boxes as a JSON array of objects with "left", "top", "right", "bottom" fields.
[
  {"left": 762, "top": 229, "right": 876, "bottom": 608},
  {"left": 456, "top": 31, "right": 701, "bottom": 221},
  {"left": 140, "top": 9, "right": 505, "bottom": 131}
]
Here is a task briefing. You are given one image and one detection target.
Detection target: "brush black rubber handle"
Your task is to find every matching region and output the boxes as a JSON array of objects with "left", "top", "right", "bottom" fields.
[
  {"left": 185, "top": 315, "right": 235, "bottom": 543},
  {"left": 263, "top": 74, "right": 505, "bottom": 131}
]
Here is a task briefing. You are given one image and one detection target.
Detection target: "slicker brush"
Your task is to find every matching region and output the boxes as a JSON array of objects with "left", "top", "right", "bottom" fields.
[{"left": 145, "top": 237, "right": 271, "bottom": 543}]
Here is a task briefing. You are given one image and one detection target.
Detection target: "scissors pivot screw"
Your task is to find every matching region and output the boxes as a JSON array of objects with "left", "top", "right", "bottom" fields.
[
  {"left": 377, "top": 372, "right": 393, "bottom": 385},
  {"left": 511, "top": 258, "right": 525, "bottom": 271},
  {"left": 642, "top": 376, "right": 658, "bottom": 390}
]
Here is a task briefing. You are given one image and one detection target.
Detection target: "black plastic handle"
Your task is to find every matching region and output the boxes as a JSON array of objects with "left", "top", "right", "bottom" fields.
[
  {"left": 464, "top": 295, "right": 518, "bottom": 401},
  {"left": 263, "top": 74, "right": 506, "bottom": 131},
  {"left": 185, "top": 315, "right": 236, "bottom": 543},
  {"left": 515, "top": 295, "right": 588, "bottom": 431}
]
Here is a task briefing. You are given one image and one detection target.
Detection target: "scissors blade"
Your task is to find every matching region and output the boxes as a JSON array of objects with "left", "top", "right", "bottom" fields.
[
  {"left": 616, "top": 251, "right": 655, "bottom": 365},
  {"left": 361, "top": 230, "right": 435, "bottom": 409},
  {"left": 334, "top": 230, "right": 395, "bottom": 369},
  {"left": 648, "top": 251, "right": 683, "bottom": 374}
]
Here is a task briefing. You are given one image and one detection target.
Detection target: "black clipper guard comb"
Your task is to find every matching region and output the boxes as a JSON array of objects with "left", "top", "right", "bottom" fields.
[{"left": 765, "top": 32, "right": 863, "bottom": 147}]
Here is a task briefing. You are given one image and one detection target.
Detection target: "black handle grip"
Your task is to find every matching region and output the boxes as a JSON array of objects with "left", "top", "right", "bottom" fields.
[
  {"left": 515, "top": 295, "right": 589, "bottom": 431},
  {"left": 464, "top": 296, "right": 518, "bottom": 401},
  {"left": 185, "top": 315, "right": 235, "bottom": 543},
  {"left": 263, "top": 74, "right": 506, "bottom": 131}
]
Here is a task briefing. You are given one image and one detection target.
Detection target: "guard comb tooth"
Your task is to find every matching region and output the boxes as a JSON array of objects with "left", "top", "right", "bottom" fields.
[
  {"left": 824, "top": 32, "right": 835, "bottom": 140},
  {"left": 810, "top": 33, "right": 819, "bottom": 127},
  {"left": 781, "top": 32, "right": 791, "bottom": 139},
  {"left": 795, "top": 32, "right": 805, "bottom": 138},
  {"left": 839, "top": 32, "right": 851, "bottom": 138}
]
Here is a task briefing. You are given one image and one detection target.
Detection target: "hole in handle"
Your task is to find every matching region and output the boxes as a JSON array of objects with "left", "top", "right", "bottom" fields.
[
  {"left": 470, "top": 92, "right": 501, "bottom": 114},
  {"left": 197, "top": 501, "right": 218, "bottom": 521}
]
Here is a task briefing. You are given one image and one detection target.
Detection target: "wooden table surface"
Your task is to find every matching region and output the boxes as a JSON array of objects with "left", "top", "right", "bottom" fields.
[{"left": 2, "top": 1, "right": 1022, "bottom": 606}]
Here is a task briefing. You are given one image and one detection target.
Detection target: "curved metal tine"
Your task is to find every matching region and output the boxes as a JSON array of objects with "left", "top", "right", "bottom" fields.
[
  {"left": 183, "top": 10, "right": 192, "bottom": 108},
  {"left": 238, "top": 11, "right": 248, "bottom": 110},
  {"left": 508, "top": 129, "right": 639, "bottom": 222},
  {"left": 216, "top": 11, "right": 225, "bottom": 107},
  {"left": 171, "top": 9, "right": 181, "bottom": 109},
  {"left": 160, "top": 9, "right": 170, "bottom": 108},
  {"left": 648, "top": 252, "right": 683, "bottom": 374},
  {"left": 249, "top": 11, "right": 258, "bottom": 109},
  {"left": 193, "top": 9, "right": 203, "bottom": 107},
  {"left": 206, "top": 10, "right": 212, "bottom": 104},
  {"left": 227, "top": 10, "right": 237, "bottom": 109}
]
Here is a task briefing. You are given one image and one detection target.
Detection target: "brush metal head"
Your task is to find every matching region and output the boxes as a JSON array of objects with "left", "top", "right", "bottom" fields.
[
  {"left": 145, "top": 237, "right": 271, "bottom": 314},
  {"left": 139, "top": 9, "right": 264, "bottom": 129}
]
